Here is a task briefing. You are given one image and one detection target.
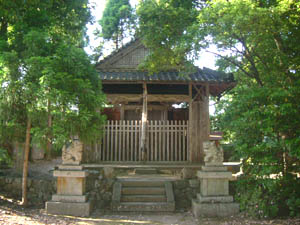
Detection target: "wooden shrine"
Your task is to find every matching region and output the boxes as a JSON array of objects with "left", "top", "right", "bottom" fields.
[{"left": 83, "top": 39, "right": 236, "bottom": 163}]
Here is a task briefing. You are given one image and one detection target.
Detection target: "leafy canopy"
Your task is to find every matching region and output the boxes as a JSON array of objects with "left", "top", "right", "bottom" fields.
[
  {"left": 137, "top": 0, "right": 200, "bottom": 72},
  {"left": 99, "top": 0, "right": 136, "bottom": 49},
  {"left": 137, "top": 0, "right": 300, "bottom": 217},
  {"left": 0, "top": 0, "right": 106, "bottom": 155}
]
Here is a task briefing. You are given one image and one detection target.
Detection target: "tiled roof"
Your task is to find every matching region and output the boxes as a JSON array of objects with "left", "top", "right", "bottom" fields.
[{"left": 98, "top": 67, "right": 234, "bottom": 83}]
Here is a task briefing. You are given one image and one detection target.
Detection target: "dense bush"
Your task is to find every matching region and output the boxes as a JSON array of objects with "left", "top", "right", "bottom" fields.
[
  {"left": 235, "top": 174, "right": 300, "bottom": 218},
  {"left": 0, "top": 148, "right": 11, "bottom": 167}
]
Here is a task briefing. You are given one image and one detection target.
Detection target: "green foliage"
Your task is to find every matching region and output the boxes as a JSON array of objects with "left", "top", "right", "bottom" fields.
[
  {"left": 235, "top": 175, "right": 300, "bottom": 218},
  {"left": 209, "top": 0, "right": 300, "bottom": 217},
  {"left": 0, "top": 148, "right": 11, "bottom": 166},
  {"left": 137, "top": 0, "right": 200, "bottom": 73},
  {"left": 137, "top": 0, "right": 300, "bottom": 217},
  {"left": 0, "top": 0, "right": 106, "bottom": 156},
  {"left": 99, "top": 0, "right": 135, "bottom": 49}
]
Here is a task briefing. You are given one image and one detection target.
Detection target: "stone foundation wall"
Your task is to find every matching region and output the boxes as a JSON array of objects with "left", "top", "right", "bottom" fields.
[
  {"left": 85, "top": 168, "right": 199, "bottom": 211},
  {"left": 0, "top": 170, "right": 199, "bottom": 211},
  {"left": 86, "top": 169, "right": 115, "bottom": 210},
  {"left": 0, "top": 176, "right": 56, "bottom": 205},
  {"left": 173, "top": 179, "right": 199, "bottom": 210}
]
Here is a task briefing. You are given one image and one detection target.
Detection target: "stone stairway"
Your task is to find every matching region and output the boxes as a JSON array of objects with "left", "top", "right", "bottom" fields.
[{"left": 112, "top": 179, "right": 175, "bottom": 212}]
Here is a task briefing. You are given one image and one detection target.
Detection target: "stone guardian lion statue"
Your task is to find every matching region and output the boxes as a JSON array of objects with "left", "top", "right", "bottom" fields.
[{"left": 203, "top": 141, "right": 224, "bottom": 164}]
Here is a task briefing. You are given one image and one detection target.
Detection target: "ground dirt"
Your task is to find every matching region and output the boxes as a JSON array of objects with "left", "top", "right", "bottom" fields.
[{"left": 1, "top": 196, "right": 300, "bottom": 225}]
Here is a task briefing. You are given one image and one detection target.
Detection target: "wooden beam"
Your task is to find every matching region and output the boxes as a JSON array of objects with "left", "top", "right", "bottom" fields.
[
  {"left": 124, "top": 104, "right": 168, "bottom": 111},
  {"left": 106, "top": 94, "right": 189, "bottom": 104},
  {"left": 140, "top": 83, "right": 147, "bottom": 161}
]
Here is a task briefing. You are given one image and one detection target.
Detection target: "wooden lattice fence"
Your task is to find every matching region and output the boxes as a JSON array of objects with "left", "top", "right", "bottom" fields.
[{"left": 86, "top": 120, "right": 189, "bottom": 162}]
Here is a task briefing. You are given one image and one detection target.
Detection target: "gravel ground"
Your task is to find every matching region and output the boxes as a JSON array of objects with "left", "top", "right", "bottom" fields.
[{"left": 1, "top": 196, "right": 300, "bottom": 225}]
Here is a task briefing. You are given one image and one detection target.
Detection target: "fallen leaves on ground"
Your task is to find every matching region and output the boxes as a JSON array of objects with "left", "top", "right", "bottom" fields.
[{"left": 0, "top": 196, "right": 300, "bottom": 225}]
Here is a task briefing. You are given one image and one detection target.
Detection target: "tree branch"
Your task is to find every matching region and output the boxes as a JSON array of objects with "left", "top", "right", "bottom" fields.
[{"left": 205, "top": 50, "right": 255, "bottom": 79}]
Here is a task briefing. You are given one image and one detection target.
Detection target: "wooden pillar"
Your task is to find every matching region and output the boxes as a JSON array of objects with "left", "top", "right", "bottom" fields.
[
  {"left": 120, "top": 104, "right": 125, "bottom": 120},
  {"left": 188, "top": 83, "right": 210, "bottom": 162},
  {"left": 140, "top": 83, "right": 147, "bottom": 161},
  {"left": 202, "top": 83, "right": 210, "bottom": 140}
]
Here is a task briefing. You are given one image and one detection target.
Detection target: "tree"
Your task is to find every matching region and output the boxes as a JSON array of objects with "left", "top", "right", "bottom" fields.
[
  {"left": 99, "top": 0, "right": 135, "bottom": 50},
  {"left": 137, "top": 0, "right": 300, "bottom": 217},
  {"left": 137, "top": 0, "right": 200, "bottom": 72},
  {"left": 0, "top": 0, "right": 106, "bottom": 206}
]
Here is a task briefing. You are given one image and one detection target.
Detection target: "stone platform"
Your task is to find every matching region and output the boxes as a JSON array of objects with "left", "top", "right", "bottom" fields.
[
  {"left": 46, "top": 201, "right": 91, "bottom": 217},
  {"left": 192, "top": 199, "right": 239, "bottom": 217},
  {"left": 46, "top": 165, "right": 91, "bottom": 217},
  {"left": 192, "top": 165, "right": 239, "bottom": 217}
]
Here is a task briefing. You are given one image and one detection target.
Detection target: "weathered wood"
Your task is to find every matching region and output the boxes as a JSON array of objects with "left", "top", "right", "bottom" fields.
[
  {"left": 150, "top": 121, "right": 154, "bottom": 161},
  {"left": 115, "top": 121, "right": 118, "bottom": 161},
  {"left": 147, "top": 121, "right": 150, "bottom": 160},
  {"left": 170, "top": 120, "right": 174, "bottom": 161},
  {"left": 124, "top": 104, "right": 168, "bottom": 111},
  {"left": 127, "top": 121, "right": 133, "bottom": 161},
  {"left": 140, "top": 83, "right": 148, "bottom": 161},
  {"left": 162, "top": 121, "right": 166, "bottom": 161},
  {"left": 135, "top": 120, "right": 138, "bottom": 161},
  {"left": 120, "top": 105, "right": 125, "bottom": 120},
  {"left": 110, "top": 121, "right": 113, "bottom": 161},
  {"left": 97, "top": 41, "right": 148, "bottom": 70},
  {"left": 167, "top": 121, "right": 170, "bottom": 161},
  {"left": 154, "top": 120, "right": 157, "bottom": 161},
  {"left": 91, "top": 120, "right": 188, "bottom": 162},
  {"left": 118, "top": 121, "right": 122, "bottom": 161},
  {"left": 104, "top": 124, "right": 107, "bottom": 160},
  {"left": 188, "top": 83, "right": 193, "bottom": 162},
  {"left": 188, "top": 83, "right": 210, "bottom": 162},
  {"left": 174, "top": 120, "right": 178, "bottom": 161},
  {"left": 122, "top": 120, "right": 126, "bottom": 160},
  {"left": 106, "top": 94, "right": 189, "bottom": 104},
  {"left": 178, "top": 120, "right": 182, "bottom": 161},
  {"left": 183, "top": 120, "right": 186, "bottom": 161}
]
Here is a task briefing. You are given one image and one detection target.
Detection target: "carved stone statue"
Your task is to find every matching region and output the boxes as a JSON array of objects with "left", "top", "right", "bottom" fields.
[
  {"left": 203, "top": 141, "right": 224, "bottom": 164},
  {"left": 62, "top": 138, "right": 83, "bottom": 165}
]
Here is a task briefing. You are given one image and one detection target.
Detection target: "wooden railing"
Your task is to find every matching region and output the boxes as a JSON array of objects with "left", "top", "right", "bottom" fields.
[{"left": 90, "top": 120, "right": 188, "bottom": 162}]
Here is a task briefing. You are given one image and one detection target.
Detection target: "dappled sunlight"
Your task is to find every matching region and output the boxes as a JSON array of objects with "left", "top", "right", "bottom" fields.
[
  {"left": 0, "top": 195, "right": 21, "bottom": 205},
  {"left": 62, "top": 215, "right": 155, "bottom": 224}
]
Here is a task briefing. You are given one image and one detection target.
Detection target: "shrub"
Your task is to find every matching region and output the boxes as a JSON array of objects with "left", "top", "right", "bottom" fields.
[{"left": 235, "top": 174, "right": 300, "bottom": 218}]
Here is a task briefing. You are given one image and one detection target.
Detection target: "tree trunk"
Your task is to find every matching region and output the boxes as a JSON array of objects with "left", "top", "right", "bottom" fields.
[
  {"left": 46, "top": 99, "right": 52, "bottom": 160},
  {"left": 21, "top": 117, "right": 31, "bottom": 206}
]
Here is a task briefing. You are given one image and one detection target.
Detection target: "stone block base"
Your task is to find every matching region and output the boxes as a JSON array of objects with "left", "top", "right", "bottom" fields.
[
  {"left": 192, "top": 199, "right": 239, "bottom": 217},
  {"left": 46, "top": 201, "right": 91, "bottom": 217},
  {"left": 51, "top": 194, "right": 87, "bottom": 203},
  {"left": 197, "top": 194, "right": 233, "bottom": 203}
]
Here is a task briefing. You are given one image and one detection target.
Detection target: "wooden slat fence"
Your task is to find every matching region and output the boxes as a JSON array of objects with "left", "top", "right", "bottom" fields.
[{"left": 91, "top": 120, "right": 188, "bottom": 162}]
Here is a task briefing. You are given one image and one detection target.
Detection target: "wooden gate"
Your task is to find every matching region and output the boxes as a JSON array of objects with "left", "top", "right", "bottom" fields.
[{"left": 89, "top": 120, "right": 189, "bottom": 162}]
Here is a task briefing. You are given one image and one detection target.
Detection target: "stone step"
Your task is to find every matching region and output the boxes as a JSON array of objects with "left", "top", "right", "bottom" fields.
[
  {"left": 112, "top": 202, "right": 175, "bottom": 212},
  {"left": 121, "top": 194, "right": 167, "bottom": 202},
  {"left": 112, "top": 180, "right": 175, "bottom": 212},
  {"left": 122, "top": 187, "right": 165, "bottom": 195},
  {"left": 121, "top": 181, "right": 164, "bottom": 187},
  {"left": 134, "top": 168, "right": 158, "bottom": 174}
]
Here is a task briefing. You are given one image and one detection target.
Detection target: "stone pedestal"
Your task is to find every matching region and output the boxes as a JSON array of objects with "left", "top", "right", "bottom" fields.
[
  {"left": 46, "top": 139, "right": 91, "bottom": 216},
  {"left": 46, "top": 165, "right": 91, "bottom": 217},
  {"left": 192, "top": 165, "right": 239, "bottom": 217},
  {"left": 192, "top": 141, "right": 239, "bottom": 217}
]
